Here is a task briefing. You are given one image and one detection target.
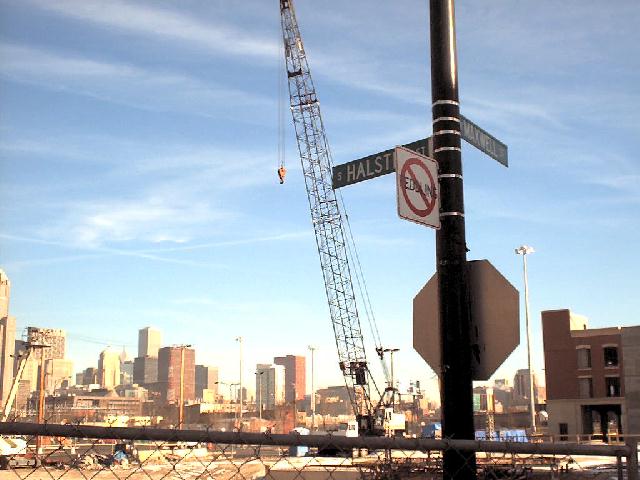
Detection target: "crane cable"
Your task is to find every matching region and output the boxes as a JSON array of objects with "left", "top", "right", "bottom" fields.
[
  {"left": 328, "top": 142, "right": 388, "bottom": 388},
  {"left": 277, "top": 37, "right": 287, "bottom": 184}
]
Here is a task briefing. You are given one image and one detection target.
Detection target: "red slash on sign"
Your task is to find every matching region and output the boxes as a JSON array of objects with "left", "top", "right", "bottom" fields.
[
  {"left": 395, "top": 146, "right": 440, "bottom": 229},
  {"left": 400, "top": 158, "right": 438, "bottom": 217}
]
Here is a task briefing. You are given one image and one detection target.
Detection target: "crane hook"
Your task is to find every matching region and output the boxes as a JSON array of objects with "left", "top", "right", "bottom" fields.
[{"left": 277, "top": 166, "right": 287, "bottom": 184}]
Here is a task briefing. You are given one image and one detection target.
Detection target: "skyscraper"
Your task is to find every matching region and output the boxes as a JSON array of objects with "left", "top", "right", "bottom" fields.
[
  {"left": 133, "top": 356, "right": 158, "bottom": 386},
  {"left": 98, "top": 348, "right": 121, "bottom": 389},
  {"left": 256, "top": 363, "right": 285, "bottom": 410},
  {"left": 274, "top": 355, "right": 306, "bottom": 402},
  {"left": 0, "top": 269, "right": 16, "bottom": 406},
  {"left": 138, "top": 327, "right": 161, "bottom": 358},
  {"left": 195, "top": 365, "right": 219, "bottom": 400},
  {"left": 514, "top": 368, "right": 538, "bottom": 402},
  {"left": 157, "top": 346, "right": 195, "bottom": 404}
]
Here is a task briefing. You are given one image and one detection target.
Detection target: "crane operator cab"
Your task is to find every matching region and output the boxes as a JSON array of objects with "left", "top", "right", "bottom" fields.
[{"left": 277, "top": 166, "right": 287, "bottom": 184}]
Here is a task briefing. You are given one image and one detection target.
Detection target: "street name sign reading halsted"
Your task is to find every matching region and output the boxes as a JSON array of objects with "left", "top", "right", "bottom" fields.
[
  {"left": 332, "top": 137, "right": 433, "bottom": 189},
  {"left": 395, "top": 146, "right": 440, "bottom": 229}
]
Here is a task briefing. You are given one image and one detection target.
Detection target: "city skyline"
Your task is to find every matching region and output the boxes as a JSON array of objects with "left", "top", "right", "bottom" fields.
[{"left": 1, "top": 1, "right": 639, "bottom": 400}]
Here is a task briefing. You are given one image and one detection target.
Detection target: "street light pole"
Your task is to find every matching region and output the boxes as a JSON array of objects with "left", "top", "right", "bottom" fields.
[
  {"left": 383, "top": 348, "right": 400, "bottom": 407},
  {"left": 515, "top": 245, "right": 537, "bottom": 435},
  {"left": 236, "top": 337, "right": 243, "bottom": 429},
  {"left": 256, "top": 371, "right": 264, "bottom": 422},
  {"left": 308, "top": 345, "right": 316, "bottom": 431},
  {"left": 177, "top": 344, "right": 192, "bottom": 430}
]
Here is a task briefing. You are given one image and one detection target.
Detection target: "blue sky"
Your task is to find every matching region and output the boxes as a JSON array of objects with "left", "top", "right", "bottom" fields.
[{"left": 1, "top": 1, "right": 638, "bottom": 402}]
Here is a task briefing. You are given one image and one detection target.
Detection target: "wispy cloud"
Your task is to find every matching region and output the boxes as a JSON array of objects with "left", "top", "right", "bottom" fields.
[
  {"left": 142, "top": 231, "right": 311, "bottom": 253},
  {"left": 42, "top": 196, "right": 229, "bottom": 248},
  {"left": 25, "top": 0, "right": 278, "bottom": 60},
  {"left": 23, "top": 0, "right": 425, "bottom": 105},
  {"left": 0, "top": 233, "right": 227, "bottom": 268},
  {"left": 0, "top": 44, "right": 271, "bottom": 117}
]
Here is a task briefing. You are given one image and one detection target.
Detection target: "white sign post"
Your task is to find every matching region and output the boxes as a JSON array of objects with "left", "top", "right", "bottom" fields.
[{"left": 395, "top": 146, "right": 440, "bottom": 229}]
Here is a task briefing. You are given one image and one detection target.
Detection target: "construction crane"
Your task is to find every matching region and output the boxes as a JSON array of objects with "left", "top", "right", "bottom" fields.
[{"left": 279, "top": 0, "right": 401, "bottom": 435}]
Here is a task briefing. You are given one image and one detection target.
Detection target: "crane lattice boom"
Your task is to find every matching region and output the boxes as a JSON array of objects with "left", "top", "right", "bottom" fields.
[{"left": 279, "top": 0, "right": 376, "bottom": 431}]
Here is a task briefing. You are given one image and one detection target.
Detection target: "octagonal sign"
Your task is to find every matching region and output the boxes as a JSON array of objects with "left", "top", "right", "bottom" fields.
[{"left": 413, "top": 259, "right": 520, "bottom": 380}]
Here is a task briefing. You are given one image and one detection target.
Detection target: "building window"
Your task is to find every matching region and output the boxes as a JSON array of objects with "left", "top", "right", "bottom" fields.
[
  {"left": 576, "top": 347, "right": 591, "bottom": 369},
  {"left": 604, "top": 346, "right": 618, "bottom": 367},
  {"left": 578, "top": 377, "right": 593, "bottom": 398},
  {"left": 606, "top": 377, "right": 620, "bottom": 397},
  {"left": 559, "top": 423, "right": 568, "bottom": 441}
]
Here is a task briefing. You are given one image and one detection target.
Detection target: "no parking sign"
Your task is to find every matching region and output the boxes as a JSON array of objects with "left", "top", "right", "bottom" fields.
[{"left": 395, "top": 146, "right": 440, "bottom": 229}]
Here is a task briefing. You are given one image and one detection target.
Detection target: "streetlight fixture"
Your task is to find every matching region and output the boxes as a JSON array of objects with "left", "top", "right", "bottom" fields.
[
  {"left": 308, "top": 345, "right": 316, "bottom": 431},
  {"left": 215, "top": 381, "right": 240, "bottom": 426},
  {"left": 515, "top": 245, "right": 537, "bottom": 435}
]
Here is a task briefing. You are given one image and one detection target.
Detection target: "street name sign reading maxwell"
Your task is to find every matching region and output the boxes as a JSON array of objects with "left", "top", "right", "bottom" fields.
[
  {"left": 395, "top": 146, "right": 440, "bottom": 229},
  {"left": 459, "top": 114, "right": 508, "bottom": 167},
  {"left": 332, "top": 114, "right": 507, "bottom": 189}
]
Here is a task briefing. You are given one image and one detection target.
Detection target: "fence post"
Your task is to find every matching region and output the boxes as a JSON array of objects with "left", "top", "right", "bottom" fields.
[{"left": 627, "top": 437, "right": 638, "bottom": 480}]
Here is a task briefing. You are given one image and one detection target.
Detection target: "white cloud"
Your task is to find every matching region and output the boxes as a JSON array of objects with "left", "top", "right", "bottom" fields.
[{"left": 61, "top": 197, "right": 228, "bottom": 247}]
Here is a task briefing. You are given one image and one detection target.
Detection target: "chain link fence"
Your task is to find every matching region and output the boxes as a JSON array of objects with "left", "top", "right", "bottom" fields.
[{"left": 0, "top": 422, "right": 636, "bottom": 479}]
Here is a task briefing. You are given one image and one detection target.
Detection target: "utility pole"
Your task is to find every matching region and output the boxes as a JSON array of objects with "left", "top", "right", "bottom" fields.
[
  {"left": 429, "top": 0, "right": 477, "bottom": 478},
  {"left": 308, "top": 345, "right": 316, "bottom": 431}
]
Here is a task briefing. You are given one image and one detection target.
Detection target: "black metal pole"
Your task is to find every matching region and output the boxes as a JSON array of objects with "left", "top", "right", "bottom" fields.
[{"left": 429, "top": 1, "right": 477, "bottom": 478}]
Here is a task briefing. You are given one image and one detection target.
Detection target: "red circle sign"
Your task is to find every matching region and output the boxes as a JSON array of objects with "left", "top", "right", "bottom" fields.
[{"left": 400, "top": 158, "right": 438, "bottom": 217}]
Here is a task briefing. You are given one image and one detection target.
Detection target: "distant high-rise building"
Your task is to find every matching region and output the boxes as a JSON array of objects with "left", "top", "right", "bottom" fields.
[
  {"left": 138, "top": 327, "right": 161, "bottom": 358},
  {"left": 0, "top": 269, "right": 9, "bottom": 319},
  {"left": 121, "top": 361, "right": 134, "bottom": 385},
  {"left": 514, "top": 368, "right": 539, "bottom": 403},
  {"left": 98, "top": 348, "right": 121, "bottom": 389},
  {"left": 274, "top": 355, "right": 306, "bottom": 402},
  {"left": 45, "top": 359, "right": 74, "bottom": 393},
  {"left": 195, "top": 365, "right": 219, "bottom": 400},
  {"left": 27, "top": 327, "right": 66, "bottom": 360},
  {"left": 157, "top": 346, "right": 195, "bottom": 404},
  {"left": 119, "top": 347, "right": 133, "bottom": 385},
  {"left": 256, "top": 363, "right": 285, "bottom": 410},
  {"left": 0, "top": 269, "right": 15, "bottom": 406},
  {"left": 81, "top": 367, "right": 99, "bottom": 386},
  {"left": 133, "top": 356, "right": 158, "bottom": 385}
]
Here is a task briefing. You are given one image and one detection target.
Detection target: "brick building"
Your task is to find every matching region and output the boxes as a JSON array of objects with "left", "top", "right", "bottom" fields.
[
  {"left": 157, "top": 346, "right": 195, "bottom": 404},
  {"left": 542, "top": 309, "right": 640, "bottom": 439},
  {"left": 274, "top": 355, "right": 305, "bottom": 402}
]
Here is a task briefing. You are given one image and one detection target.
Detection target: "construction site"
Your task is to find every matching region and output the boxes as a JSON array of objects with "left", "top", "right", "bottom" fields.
[{"left": 0, "top": 0, "right": 639, "bottom": 479}]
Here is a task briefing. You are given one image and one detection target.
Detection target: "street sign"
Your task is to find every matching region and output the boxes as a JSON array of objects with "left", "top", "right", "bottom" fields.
[
  {"left": 395, "top": 146, "right": 440, "bottom": 229},
  {"left": 413, "top": 260, "right": 520, "bottom": 380},
  {"left": 459, "top": 114, "right": 508, "bottom": 167},
  {"left": 331, "top": 116, "right": 507, "bottom": 189},
  {"left": 332, "top": 137, "right": 433, "bottom": 189}
]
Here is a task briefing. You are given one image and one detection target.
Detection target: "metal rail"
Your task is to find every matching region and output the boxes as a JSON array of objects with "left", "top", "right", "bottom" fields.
[{"left": 0, "top": 422, "right": 635, "bottom": 459}]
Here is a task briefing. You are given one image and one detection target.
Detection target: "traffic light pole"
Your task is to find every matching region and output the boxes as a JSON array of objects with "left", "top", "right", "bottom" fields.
[{"left": 429, "top": 1, "right": 477, "bottom": 478}]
